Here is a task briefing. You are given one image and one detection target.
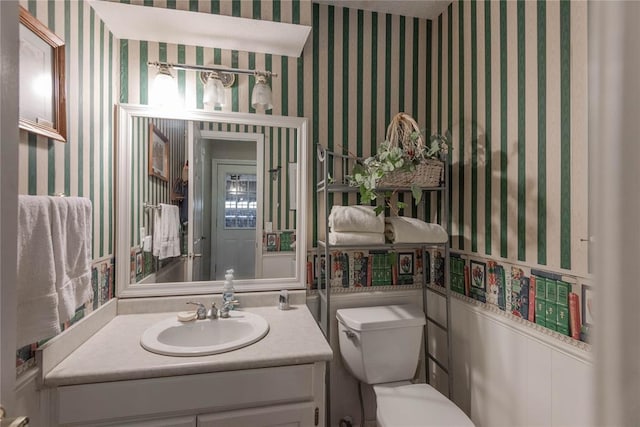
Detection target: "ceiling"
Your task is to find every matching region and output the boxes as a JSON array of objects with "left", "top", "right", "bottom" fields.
[{"left": 314, "top": 0, "right": 450, "bottom": 20}]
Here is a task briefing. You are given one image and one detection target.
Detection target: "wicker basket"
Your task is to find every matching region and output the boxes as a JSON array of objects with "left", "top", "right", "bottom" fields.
[
  {"left": 379, "top": 158, "right": 443, "bottom": 188},
  {"left": 378, "top": 113, "right": 444, "bottom": 188}
]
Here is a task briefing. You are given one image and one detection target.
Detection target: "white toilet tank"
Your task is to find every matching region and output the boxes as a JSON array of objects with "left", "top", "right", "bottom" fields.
[{"left": 336, "top": 305, "right": 426, "bottom": 385}]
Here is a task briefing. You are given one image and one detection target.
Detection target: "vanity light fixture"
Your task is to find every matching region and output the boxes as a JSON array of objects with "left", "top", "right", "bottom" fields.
[
  {"left": 148, "top": 61, "right": 277, "bottom": 111},
  {"left": 203, "top": 72, "right": 226, "bottom": 109},
  {"left": 150, "top": 63, "right": 179, "bottom": 108},
  {"left": 251, "top": 73, "right": 273, "bottom": 111}
]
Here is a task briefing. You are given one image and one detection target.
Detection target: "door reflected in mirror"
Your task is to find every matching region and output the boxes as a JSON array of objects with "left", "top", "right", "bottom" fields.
[
  {"left": 125, "top": 114, "right": 300, "bottom": 288},
  {"left": 214, "top": 165, "right": 258, "bottom": 280}
]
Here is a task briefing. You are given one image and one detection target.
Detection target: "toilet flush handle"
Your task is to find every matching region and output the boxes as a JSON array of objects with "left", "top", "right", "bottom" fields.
[{"left": 342, "top": 329, "right": 356, "bottom": 339}]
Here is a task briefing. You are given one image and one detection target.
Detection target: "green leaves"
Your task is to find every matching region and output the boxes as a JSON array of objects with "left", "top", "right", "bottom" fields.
[
  {"left": 411, "top": 184, "right": 423, "bottom": 204},
  {"left": 347, "top": 132, "right": 450, "bottom": 215},
  {"left": 428, "top": 130, "right": 452, "bottom": 158}
]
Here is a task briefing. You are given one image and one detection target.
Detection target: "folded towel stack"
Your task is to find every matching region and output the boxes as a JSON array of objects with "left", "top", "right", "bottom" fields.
[
  {"left": 328, "top": 205, "right": 385, "bottom": 245},
  {"left": 384, "top": 216, "right": 448, "bottom": 244},
  {"left": 329, "top": 231, "right": 385, "bottom": 245},
  {"left": 17, "top": 196, "right": 93, "bottom": 347}
]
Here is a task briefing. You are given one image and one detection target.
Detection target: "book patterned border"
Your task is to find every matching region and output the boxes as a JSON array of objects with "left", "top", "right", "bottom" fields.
[
  {"left": 308, "top": 283, "right": 425, "bottom": 296},
  {"left": 306, "top": 249, "right": 593, "bottom": 353},
  {"left": 450, "top": 291, "right": 592, "bottom": 353}
]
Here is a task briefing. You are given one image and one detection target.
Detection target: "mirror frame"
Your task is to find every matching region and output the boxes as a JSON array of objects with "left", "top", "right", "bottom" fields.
[{"left": 116, "top": 104, "right": 308, "bottom": 298}]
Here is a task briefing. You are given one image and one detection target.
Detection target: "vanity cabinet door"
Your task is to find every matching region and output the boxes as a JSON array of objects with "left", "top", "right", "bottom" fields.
[
  {"left": 55, "top": 365, "right": 315, "bottom": 426},
  {"left": 101, "top": 416, "right": 196, "bottom": 427},
  {"left": 197, "top": 402, "right": 316, "bottom": 427}
]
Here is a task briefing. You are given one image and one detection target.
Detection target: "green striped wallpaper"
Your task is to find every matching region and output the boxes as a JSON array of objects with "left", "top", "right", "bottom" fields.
[
  {"left": 17, "top": 0, "right": 590, "bottom": 290},
  {"left": 312, "top": 3, "right": 436, "bottom": 242},
  {"left": 434, "top": 0, "right": 589, "bottom": 275},
  {"left": 18, "top": 0, "right": 116, "bottom": 261}
]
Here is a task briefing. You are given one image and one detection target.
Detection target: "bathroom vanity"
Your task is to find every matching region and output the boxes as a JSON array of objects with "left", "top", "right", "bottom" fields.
[
  {"left": 39, "top": 300, "right": 331, "bottom": 427},
  {"left": 31, "top": 106, "right": 328, "bottom": 426}
]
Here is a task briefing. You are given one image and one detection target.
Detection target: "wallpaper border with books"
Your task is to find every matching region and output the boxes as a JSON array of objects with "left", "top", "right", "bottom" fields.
[
  {"left": 446, "top": 251, "right": 592, "bottom": 350},
  {"left": 305, "top": 248, "right": 593, "bottom": 352}
]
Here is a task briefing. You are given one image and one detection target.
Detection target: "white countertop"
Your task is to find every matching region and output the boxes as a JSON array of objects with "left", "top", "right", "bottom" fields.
[{"left": 44, "top": 304, "right": 332, "bottom": 387}]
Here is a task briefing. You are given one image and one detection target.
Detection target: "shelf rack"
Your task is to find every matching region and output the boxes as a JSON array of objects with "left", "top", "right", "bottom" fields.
[{"left": 315, "top": 145, "right": 454, "bottom": 421}]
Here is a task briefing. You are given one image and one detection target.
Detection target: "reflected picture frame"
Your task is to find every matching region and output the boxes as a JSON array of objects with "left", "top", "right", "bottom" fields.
[
  {"left": 148, "top": 123, "right": 169, "bottom": 181},
  {"left": 266, "top": 232, "right": 278, "bottom": 252},
  {"left": 18, "top": 6, "right": 67, "bottom": 142}
]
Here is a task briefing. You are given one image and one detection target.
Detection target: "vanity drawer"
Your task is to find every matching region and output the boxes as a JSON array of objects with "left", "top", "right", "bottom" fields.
[{"left": 54, "top": 364, "right": 315, "bottom": 426}]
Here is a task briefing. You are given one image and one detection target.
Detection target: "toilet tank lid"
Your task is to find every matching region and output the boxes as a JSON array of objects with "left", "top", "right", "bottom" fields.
[{"left": 336, "top": 305, "right": 426, "bottom": 331}]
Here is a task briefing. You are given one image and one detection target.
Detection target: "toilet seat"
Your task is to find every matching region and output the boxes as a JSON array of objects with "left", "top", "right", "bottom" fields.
[{"left": 374, "top": 383, "right": 474, "bottom": 427}]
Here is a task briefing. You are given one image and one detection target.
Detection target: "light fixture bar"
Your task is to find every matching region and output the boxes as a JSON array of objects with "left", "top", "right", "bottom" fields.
[{"left": 148, "top": 61, "right": 277, "bottom": 78}]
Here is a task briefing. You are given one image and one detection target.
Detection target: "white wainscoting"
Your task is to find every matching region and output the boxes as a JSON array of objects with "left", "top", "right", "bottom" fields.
[{"left": 450, "top": 297, "right": 595, "bottom": 427}]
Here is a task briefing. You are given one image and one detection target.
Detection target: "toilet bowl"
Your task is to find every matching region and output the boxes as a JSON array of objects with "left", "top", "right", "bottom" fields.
[
  {"left": 374, "top": 383, "right": 473, "bottom": 427},
  {"left": 336, "top": 305, "right": 474, "bottom": 427}
]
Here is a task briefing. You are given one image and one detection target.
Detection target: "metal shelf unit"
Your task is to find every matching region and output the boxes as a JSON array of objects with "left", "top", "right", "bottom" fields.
[{"left": 315, "top": 146, "right": 454, "bottom": 421}]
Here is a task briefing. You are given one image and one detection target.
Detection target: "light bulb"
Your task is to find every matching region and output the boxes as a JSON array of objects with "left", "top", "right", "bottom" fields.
[
  {"left": 251, "top": 74, "right": 273, "bottom": 111},
  {"left": 151, "top": 65, "right": 178, "bottom": 108},
  {"left": 204, "top": 73, "right": 226, "bottom": 109}
]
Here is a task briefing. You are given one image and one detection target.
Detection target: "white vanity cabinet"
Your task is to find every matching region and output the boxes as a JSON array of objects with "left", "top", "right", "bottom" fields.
[
  {"left": 50, "top": 363, "right": 325, "bottom": 427},
  {"left": 197, "top": 402, "right": 315, "bottom": 426},
  {"left": 102, "top": 417, "right": 197, "bottom": 427}
]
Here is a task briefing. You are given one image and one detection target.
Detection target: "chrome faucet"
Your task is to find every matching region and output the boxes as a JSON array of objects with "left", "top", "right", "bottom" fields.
[
  {"left": 186, "top": 301, "right": 207, "bottom": 320},
  {"left": 219, "top": 300, "right": 239, "bottom": 318},
  {"left": 187, "top": 301, "right": 221, "bottom": 320},
  {"left": 208, "top": 302, "right": 218, "bottom": 319}
]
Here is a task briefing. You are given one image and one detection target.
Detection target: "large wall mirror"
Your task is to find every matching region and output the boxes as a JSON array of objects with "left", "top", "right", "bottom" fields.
[{"left": 116, "top": 104, "right": 308, "bottom": 297}]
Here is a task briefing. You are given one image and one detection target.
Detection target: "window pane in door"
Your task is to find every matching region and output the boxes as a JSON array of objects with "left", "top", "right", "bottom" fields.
[{"left": 224, "top": 172, "right": 257, "bottom": 229}]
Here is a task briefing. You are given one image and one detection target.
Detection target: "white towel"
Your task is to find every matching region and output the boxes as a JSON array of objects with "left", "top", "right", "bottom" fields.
[
  {"left": 329, "top": 231, "right": 386, "bottom": 246},
  {"left": 49, "top": 197, "right": 93, "bottom": 324},
  {"left": 17, "top": 196, "right": 60, "bottom": 347},
  {"left": 153, "top": 204, "right": 181, "bottom": 260},
  {"left": 385, "top": 216, "right": 448, "bottom": 244},
  {"left": 328, "top": 205, "right": 385, "bottom": 233}
]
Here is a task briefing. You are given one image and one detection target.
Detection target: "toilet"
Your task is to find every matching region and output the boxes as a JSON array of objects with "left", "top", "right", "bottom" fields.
[{"left": 336, "top": 304, "right": 474, "bottom": 427}]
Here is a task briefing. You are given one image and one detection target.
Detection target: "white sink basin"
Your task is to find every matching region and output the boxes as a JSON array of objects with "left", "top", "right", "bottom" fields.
[{"left": 140, "top": 311, "right": 269, "bottom": 356}]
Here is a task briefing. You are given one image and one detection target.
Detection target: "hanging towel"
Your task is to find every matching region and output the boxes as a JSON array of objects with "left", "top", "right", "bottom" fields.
[
  {"left": 49, "top": 197, "right": 93, "bottom": 324},
  {"left": 384, "top": 216, "right": 448, "bottom": 244},
  {"left": 153, "top": 204, "right": 181, "bottom": 260},
  {"left": 328, "top": 205, "right": 385, "bottom": 233},
  {"left": 16, "top": 196, "right": 60, "bottom": 347},
  {"left": 328, "top": 231, "right": 386, "bottom": 246}
]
